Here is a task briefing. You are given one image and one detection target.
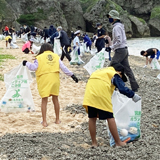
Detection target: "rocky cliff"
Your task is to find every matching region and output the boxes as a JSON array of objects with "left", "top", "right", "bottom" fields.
[
  {"left": 0, "top": 0, "right": 85, "bottom": 32},
  {"left": 0, "top": 0, "right": 160, "bottom": 37}
]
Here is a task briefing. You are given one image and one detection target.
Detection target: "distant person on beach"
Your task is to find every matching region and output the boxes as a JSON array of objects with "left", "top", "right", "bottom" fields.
[
  {"left": 22, "top": 38, "right": 34, "bottom": 54},
  {"left": 104, "top": 34, "right": 112, "bottom": 61},
  {"left": 43, "top": 27, "right": 49, "bottom": 43},
  {"left": 83, "top": 63, "right": 141, "bottom": 147},
  {"left": 140, "top": 48, "right": 160, "bottom": 68},
  {"left": 73, "top": 30, "right": 81, "bottom": 56},
  {"left": 95, "top": 23, "right": 106, "bottom": 52},
  {"left": 5, "top": 35, "right": 12, "bottom": 49},
  {"left": 106, "top": 10, "right": 139, "bottom": 92},
  {"left": 22, "top": 43, "right": 78, "bottom": 127},
  {"left": 23, "top": 25, "right": 31, "bottom": 40},
  {"left": 4, "top": 25, "right": 9, "bottom": 36},
  {"left": 83, "top": 33, "right": 92, "bottom": 51},
  {"left": 48, "top": 25, "right": 56, "bottom": 37},
  {"left": 56, "top": 26, "right": 71, "bottom": 62}
]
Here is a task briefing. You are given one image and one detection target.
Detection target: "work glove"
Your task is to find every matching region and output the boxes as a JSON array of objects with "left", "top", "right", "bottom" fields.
[
  {"left": 132, "top": 94, "right": 141, "bottom": 103},
  {"left": 22, "top": 60, "right": 27, "bottom": 66},
  {"left": 105, "top": 47, "right": 111, "bottom": 52},
  {"left": 71, "top": 74, "right": 78, "bottom": 83},
  {"left": 143, "top": 65, "right": 147, "bottom": 68}
]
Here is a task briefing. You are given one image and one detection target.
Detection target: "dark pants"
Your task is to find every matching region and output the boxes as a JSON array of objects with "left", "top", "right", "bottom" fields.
[
  {"left": 60, "top": 45, "right": 71, "bottom": 62},
  {"left": 23, "top": 48, "right": 29, "bottom": 54},
  {"left": 110, "top": 48, "right": 139, "bottom": 91}
]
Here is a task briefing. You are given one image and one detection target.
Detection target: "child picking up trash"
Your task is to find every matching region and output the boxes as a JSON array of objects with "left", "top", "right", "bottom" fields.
[
  {"left": 83, "top": 63, "right": 141, "bottom": 147},
  {"left": 22, "top": 43, "right": 78, "bottom": 127},
  {"left": 22, "top": 38, "right": 34, "bottom": 54}
]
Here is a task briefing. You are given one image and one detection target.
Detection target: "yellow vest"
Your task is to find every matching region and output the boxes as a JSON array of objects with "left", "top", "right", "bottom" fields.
[
  {"left": 83, "top": 67, "right": 117, "bottom": 113},
  {"left": 36, "top": 51, "right": 60, "bottom": 77}
]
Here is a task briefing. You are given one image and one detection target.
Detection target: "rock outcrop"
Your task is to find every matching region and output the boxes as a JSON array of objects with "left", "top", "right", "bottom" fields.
[
  {"left": 1, "top": 0, "right": 85, "bottom": 32},
  {"left": 0, "top": 0, "right": 160, "bottom": 37}
]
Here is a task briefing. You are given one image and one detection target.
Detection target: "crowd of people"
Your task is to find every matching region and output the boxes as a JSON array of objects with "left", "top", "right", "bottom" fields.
[{"left": 4, "top": 9, "right": 159, "bottom": 147}]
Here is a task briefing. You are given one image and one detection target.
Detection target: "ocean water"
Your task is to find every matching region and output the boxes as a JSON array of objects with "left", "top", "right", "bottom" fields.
[{"left": 127, "top": 37, "right": 160, "bottom": 57}]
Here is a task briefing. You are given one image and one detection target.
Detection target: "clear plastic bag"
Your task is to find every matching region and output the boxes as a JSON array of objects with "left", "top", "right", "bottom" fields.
[
  {"left": 150, "top": 58, "right": 160, "bottom": 70},
  {"left": 107, "top": 91, "right": 142, "bottom": 146}
]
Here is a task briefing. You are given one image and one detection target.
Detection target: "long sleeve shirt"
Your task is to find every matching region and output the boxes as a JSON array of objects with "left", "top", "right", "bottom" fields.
[
  {"left": 110, "top": 22, "right": 127, "bottom": 51},
  {"left": 112, "top": 74, "right": 134, "bottom": 98},
  {"left": 26, "top": 59, "right": 73, "bottom": 76}
]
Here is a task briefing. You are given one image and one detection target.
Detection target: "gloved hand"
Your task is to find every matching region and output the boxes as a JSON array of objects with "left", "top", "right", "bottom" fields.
[
  {"left": 22, "top": 60, "right": 27, "bottom": 66},
  {"left": 132, "top": 94, "right": 141, "bottom": 103},
  {"left": 71, "top": 74, "right": 78, "bottom": 83},
  {"left": 143, "top": 65, "right": 147, "bottom": 68},
  {"left": 105, "top": 47, "right": 111, "bottom": 52}
]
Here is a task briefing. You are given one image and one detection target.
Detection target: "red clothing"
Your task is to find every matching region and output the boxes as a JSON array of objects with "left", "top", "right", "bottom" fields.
[
  {"left": 5, "top": 26, "right": 9, "bottom": 31},
  {"left": 22, "top": 41, "right": 31, "bottom": 51}
]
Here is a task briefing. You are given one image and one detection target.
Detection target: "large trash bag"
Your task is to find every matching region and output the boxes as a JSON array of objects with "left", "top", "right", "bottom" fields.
[
  {"left": 107, "top": 91, "right": 142, "bottom": 146},
  {"left": 83, "top": 48, "right": 107, "bottom": 75},
  {"left": 54, "top": 39, "right": 62, "bottom": 55},
  {"left": 0, "top": 64, "right": 35, "bottom": 113}
]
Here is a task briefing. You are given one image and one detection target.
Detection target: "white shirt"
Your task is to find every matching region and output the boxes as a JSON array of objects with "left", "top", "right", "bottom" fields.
[{"left": 73, "top": 36, "right": 80, "bottom": 46}]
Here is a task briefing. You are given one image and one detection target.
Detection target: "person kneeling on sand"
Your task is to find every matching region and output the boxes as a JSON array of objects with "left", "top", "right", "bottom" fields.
[
  {"left": 140, "top": 48, "right": 160, "bottom": 68},
  {"left": 5, "top": 35, "right": 12, "bottom": 49},
  {"left": 22, "top": 43, "right": 78, "bottom": 127},
  {"left": 83, "top": 63, "right": 141, "bottom": 147},
  {"left": 22, "top": 38, "right": 34, "bottom": 54}
]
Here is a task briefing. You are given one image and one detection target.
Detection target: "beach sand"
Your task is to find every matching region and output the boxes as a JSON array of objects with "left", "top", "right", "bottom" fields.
[
  {"left": 0, "top": 39, "right": 160, "bottom": 159},
  {"left": 0, "top": 39, "right": 87, "bottom": 136}
]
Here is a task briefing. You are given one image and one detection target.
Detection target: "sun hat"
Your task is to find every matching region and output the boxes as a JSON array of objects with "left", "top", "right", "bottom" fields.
[
  {"left": 111, "top": 62, "right": 127, "bottom": 82},
  {"left": 107, "top": 10, "right": 120, "bottom": 20}
]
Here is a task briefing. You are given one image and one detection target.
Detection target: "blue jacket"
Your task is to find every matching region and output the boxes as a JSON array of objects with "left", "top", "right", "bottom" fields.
[
  {"left": 50, "top": 32, "right": 59, "bottom": 42},
  {"left": 83, "top": 35, "right": 92, "bottom": 46},
  {"left": 48, "top": 25, "right": 56, "bottom": 37}
]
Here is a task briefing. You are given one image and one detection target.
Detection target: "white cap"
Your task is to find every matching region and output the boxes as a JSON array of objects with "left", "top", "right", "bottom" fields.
[
  {"left": 74, "top": 30, "right": 80, "bottom": 35},
  {"left": 57, "top": 26, "right": 62, "bottom": 30}
]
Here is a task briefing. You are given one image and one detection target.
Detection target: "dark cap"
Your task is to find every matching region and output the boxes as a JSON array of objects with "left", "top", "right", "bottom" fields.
[
  {"left": 111, "top": 62, "right": 127, "bottom": 82},
  {"left": 96, "top": 23, "right": 102, "bottom": 27}
]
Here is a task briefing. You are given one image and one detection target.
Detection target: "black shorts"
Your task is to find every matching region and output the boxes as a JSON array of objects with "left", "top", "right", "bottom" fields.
[
  {"left": 88, "top": 106, "right": 113, "bottom": 120},
  {"left": 23, "top": 48, "right": 29, "bottom": 54}
]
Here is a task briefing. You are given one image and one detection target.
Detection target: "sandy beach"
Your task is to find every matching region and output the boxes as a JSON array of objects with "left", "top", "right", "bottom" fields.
[{"left": 0, "top": 39, "right": 160, "bottom": 159}]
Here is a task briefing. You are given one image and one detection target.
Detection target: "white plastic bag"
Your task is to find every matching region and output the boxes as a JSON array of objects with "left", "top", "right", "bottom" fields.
[
  {"left": 108, "top": 91, "right": 141, "bottom": 146},
  {"left": 150, "top": 58, "right": 160, "bottom": 70},
  {"left": 0, "top": 64, "right": 35, "bottom": 113},
  {"left": 12, "top": 33, "right": 17, "bottom": 43},
  {"left": 54, "top": 39, "right": 62, "bottom": 55},
  {"left": 21, "top": 33, "right": 28, "bottom": 43},
  {"left": 0, "top": 34, "right": 5, "bottom": 40},
  {"left": 10, "top": 42, "right": 19, "bottom": 49},
  {"left": 70, "top": 47, "right": 84, "bottom": 65},
  {"left": 31, "top": 44, "right": 41, "bottom": 54},
  {"left": 83, "top": 48, "right": 106, "bottom": 75},
  {"left": 80, "top": 43, "right": 85, "bottom": 56},
  {"left": 39, "top": 37, "right": 44, "bottom": 44}
]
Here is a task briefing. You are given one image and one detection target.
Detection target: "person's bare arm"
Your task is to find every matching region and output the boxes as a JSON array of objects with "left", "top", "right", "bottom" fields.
[
  {"left": 146, "top": 57, "right": 149, "bottom": 65},
  {"left": 153, "top": 49, "right": 157, "bottom": 54}
]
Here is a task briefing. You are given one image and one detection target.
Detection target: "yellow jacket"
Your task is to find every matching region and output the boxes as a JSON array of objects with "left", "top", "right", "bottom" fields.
[{"left": 83, "top": 67, "right": 117, "bottom": 113}]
